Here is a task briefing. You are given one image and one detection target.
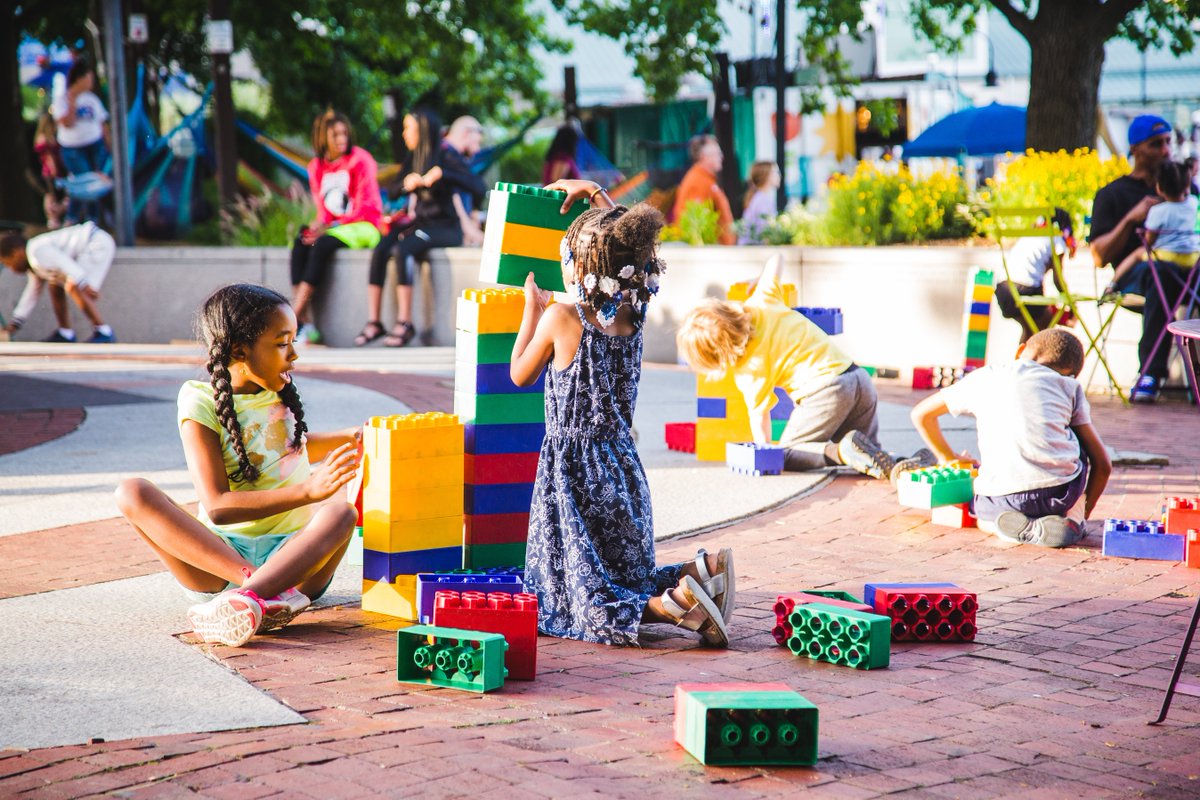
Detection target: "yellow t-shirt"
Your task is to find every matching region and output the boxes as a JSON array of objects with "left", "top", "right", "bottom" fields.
[
  {"left": 177, "top": 380, "right": 313, "bottom": 537},
  {"left": 732, "top": 279, "right": 853, "bottom": 417}
]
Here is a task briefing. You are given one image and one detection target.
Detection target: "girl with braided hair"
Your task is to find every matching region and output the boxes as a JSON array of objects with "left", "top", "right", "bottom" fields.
[
  {"left": 511, "top": 179, "right": 736, "bottom": 648},
  {"left": 115, "top": 284, "right": 360, "bottom": 647}
]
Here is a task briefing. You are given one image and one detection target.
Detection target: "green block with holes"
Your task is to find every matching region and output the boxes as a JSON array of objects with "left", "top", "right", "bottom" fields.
[
  {"left": 676, "top": 687, "right": 818, "bottom": 766},
  {"left": 785, "top": 603, "right": 891, "bottom": 670},
  {"left": 396, "top": 624, "right": 509, "bottom": 692}
]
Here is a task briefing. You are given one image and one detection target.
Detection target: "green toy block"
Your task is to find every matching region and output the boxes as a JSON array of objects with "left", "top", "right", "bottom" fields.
[
  {"left": 455, "top": 329, "right": 518, "bottom": 365},
  {"left": 786, "top": 602, "right": 890, "bottom": 669},
  {"left": 896, "top": 466, "right": 974, "bottom": 509},
  {"left": 490, "top": 183, "right": 586, "bottom": 230},
  {"left": 396, "top": 624, "right": 508, "bottom": 692},
  {"left": 478, "top": 252, "right": 566, "bottom": 292},
  {"left": 971, "top": 268, "right": 994, "bottom": 285},
  {"left": 801, "top": 590, "right": 865, "bottom": 604},
  {"left": 453, "top": 391, "right": 545, "bottom": 425},
  {"left": 464, "top": 541, "right": 527, "bottom": 570},
  {"left": 676, "top": 688, "right": 818, "bottom": 766},
  {"left": 347, "top": 526, "right": 363, "bottom": 567},
  {"left": 965, "top": 329, "right": 989, "bottom": 355},
  {"left": 770, "top": 418, "right": 787, "bottom": 441}
]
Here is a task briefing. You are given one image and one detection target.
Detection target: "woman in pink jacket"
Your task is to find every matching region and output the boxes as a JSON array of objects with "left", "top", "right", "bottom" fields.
[{"left": 290, "top": 110, "right": 385, "bottom": 344}]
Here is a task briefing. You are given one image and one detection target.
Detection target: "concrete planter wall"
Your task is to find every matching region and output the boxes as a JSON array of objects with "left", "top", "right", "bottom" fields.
[{"left": 0, "top": 243, "right": 1146, "bottom": 390}]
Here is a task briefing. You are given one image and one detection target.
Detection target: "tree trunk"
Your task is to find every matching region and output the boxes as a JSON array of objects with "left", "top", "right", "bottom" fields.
[
  {"left": 0, "top": 11, "right": 41, "bottom": 223},
  {"left": 1024, "top": 8, "right": 1108, "bottom": 152}
]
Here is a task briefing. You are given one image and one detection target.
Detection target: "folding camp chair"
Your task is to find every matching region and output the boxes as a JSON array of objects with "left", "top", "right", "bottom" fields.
[
  {"left": 992, "top": 206, "right": 1127, "bottom": 402},
  {"left": 1130, "top": 227, "right": 1200, "bottom": 400}
]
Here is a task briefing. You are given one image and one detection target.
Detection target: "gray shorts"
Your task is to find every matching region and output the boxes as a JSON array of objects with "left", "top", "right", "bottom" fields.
[{"left": 777, "top": 366, "right": 880, "bottom": 471}]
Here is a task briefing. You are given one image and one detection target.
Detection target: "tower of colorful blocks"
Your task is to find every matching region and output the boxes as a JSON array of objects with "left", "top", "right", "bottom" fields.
[
  {"left": 432, "top": 590, "right": 539, "bottom": 680},
  {"left": 896, "top": 467, "right": 974, "bottom": 509},
  {"left": 674, "top": 683, "right": 819, "bottom": 766},
  {"left": 784, "top": 602, "right": 891, "bottom": 669},
  {"left": 361, "top": 413, "right": 465, "bottom": 620},
  {"left": 479, "top": 182, "right": 586, "bottom": 291},
  {"left": 396, "top": 624, "right": 508, "bottom": 692},
  {"left": 964, "top": 267, "right": 994, "bottom": 369},
  {"left": 865, "top": 583, "right": 978, "bottom": 642},
  {"left": 456, "top": 288, "right": 544, "bottom": 570}
]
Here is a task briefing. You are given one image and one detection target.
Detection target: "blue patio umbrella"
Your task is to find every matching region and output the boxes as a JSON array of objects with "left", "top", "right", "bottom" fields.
[{"left": 902, "top": 103, "right": 1026, "bottom": 158}]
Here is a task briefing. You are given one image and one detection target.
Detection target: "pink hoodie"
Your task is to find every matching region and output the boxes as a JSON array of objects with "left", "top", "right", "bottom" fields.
[{"left": 306, "top": 146, "right": 384, "bottom": 232}]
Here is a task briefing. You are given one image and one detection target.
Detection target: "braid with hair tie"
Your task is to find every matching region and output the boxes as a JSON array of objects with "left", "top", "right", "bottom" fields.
[
  {"left": 206, "top": 341, "right": 260, "bottom": 484},
  {"left": 278, "top": 380, "right": 308, "bottom": 450}
]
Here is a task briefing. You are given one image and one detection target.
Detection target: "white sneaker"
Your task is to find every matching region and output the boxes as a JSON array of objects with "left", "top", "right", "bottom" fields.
[
  {"left": 259, "top": 588, "right": 311, "bottom": 632},
  {"left": 187, "top": 589, "right": 265, "bottom": 647}
]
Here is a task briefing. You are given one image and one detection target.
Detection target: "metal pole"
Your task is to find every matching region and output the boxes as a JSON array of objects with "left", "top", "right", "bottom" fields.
[
  {"left": 208, "top": 0, "right": 237, "bottom": 210},
  {"left": 101, "top": 0, "right": 134, "bottom": 245},
  {"left": 564, "top": 66, "right": 578, "bottom": 122},
  {"left": 774, "top": 0, "right": 786, "bottom": 210},
  {"left": 713, "top": 52, "right": 741, "bottom": 216}
]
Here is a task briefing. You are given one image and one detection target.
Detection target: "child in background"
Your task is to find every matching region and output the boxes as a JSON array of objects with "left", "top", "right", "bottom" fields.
[
  {"left": 676, "top": 254, "right": 933, "bottom": 481},
  {"left": 115, "top": 284, "right": 360, "bottom": 647},
  {"left": 1109, "top": 160, "right": 1200, "bottom": 292},
  {"left": 910, "top": 328, "right": 1111, "bottom": 547},
  {"left": 994, "top": 207, "right": 1075, "bottom": 343},
  {"left": 34, "top": 112, "right": 67, "bottom": 229},
  {"left": 512, "top": 179, "right": 735, "bottom": 648},
  {"left": 737, "top": 161, "right": 780, "bottom": 244}
]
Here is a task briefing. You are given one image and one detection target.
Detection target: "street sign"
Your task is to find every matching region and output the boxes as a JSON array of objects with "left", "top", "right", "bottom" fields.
[
  {"left": 205, "top": 19, "right": 234, "bottom": 54},
  {"left": 128, "top": 13, "right": 148, "bottom": 44}
]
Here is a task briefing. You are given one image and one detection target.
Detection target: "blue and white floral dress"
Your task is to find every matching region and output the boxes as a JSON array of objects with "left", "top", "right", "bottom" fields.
[{"left": 525, "top": 303, "right": 682, "bottom": 645}]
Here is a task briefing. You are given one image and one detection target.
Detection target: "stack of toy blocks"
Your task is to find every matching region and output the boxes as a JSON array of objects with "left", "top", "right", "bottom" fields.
[
  {"left": 897, "top": 466, "right": 974, "bottom": 509},
  {"left": 396, "top": 624, "right": 508, "bottom": 692},
  {"left": 726, "top": 443, "right": 785, "bottom": 476},
  {"left": 432, "top": 590, "right": 539, "bottom": 680},
  {"left": 865, "top": 583, "right": 978, "bottom": 642},
  {"left": 964, "top": 267, "right": 994, "bottom": 369},
  {"left": 912, "top": 365, "right": 976, "bottom": 390},
  {"left": 796, "top": 307, "right": 843, "bottom": 336},
  {"left": 480, "top": 183, "right": 586, "bottom": 290},
  {"left": 416, "top": 572, "right": 524, "bottom": 623},
  {"left": 1102, "top": 519, "right": 1183, "bottom": 561},
  {"left": 456, "top": 288, "right": 545, "bottom": 570},
  {"left": 674, "top": 683, "right": 818, "bottom": 766},
  {"left": 783, "top": 602, "right": 890, "bottom": 669},
  {"left": 665, "top": 421, "right": 696, "bottom": 453},
  {"left": 361, "top": 413, "right": 465, "bottom": 620},
  {"left": 772, "top": 590, "right": 873, "bottom": 646}
]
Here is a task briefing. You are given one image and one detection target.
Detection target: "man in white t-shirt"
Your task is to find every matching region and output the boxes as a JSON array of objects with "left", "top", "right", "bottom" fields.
[
  {"left": 0, "top": 224, "right": 117, "bottom": 343},
  {"left": 909, "top": 329, "right": 1112, "bottom": 548},
  {"left": 51, "top": 59, "right": 110, "bottom": 224}
]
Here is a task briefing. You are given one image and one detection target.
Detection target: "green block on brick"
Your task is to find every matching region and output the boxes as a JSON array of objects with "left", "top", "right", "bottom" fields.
[
  {"left": 396, "top": 624, "right": 509, "bottom": 692},
  {"left": 896, "top": 466, "right": 974, "bottom": 509},
  {"left": 965, "top": 330, "right": 988, "bottom": 354},
  {"left": 465, "top": 541, "right": 527, "bottom": 570},
  {"left": 489, "top": 184, "right": 586, "bottom": 229},
  {"left": 770, "top": 418, "right": 787, "bottom": 441},
  {"left": 453, "top": 391, "right": 545, "bottom": 424},
  {"left": 678, "top": 689, "right": 819, "bottom": 766},
  {"left": 970, "top": 268, "right": 994, "bottom": 285},
  {"left": 802, "top": 589, "right": 865, "bottom": 604},
  {"left": 785, "top": 603, "right": 891, "bottom": 669},
  {"left": 455, "top": 329, "right": 518, "bottom": 365},
  {"left": 479, "top": 252, "right": 566, "bottom": 292}
]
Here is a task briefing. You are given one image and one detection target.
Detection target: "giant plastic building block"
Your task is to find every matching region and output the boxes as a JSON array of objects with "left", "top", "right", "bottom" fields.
[
  {"left": 771, "top": 387, "right": 794, "bottom": 420},
  {"left": 772, "top": 591, "right": 873, "bottom": 646},
  {"left": 396, "top": 624, "right": 509, "bottom": 692},
  {"left": 416, "top": 572, "right": 525, "bottom": 623},
  {"left": 455, "top": 361, "right": 545, "bottom": 395},
  {"left": 432, "top": 590, "right": 539, "bottom": 680},
  {"left": 347, "top": 526, "right": 363, "bottom": 567},
  {"left": 930, "top": 503, "right": 977, "bottom": 528},
  {"left": 665, "top": 422, "right": 696, "bottom": 453},
  {"left": 1186, "top": 530, "right": 1200, "bottom": 569},
  {"left": 728, "top": 281, "right": 798, "bottom": 307},
  {"left": 726, "top": 443, "right": 785, "bottom": 476},
  {"left": 464, "top": 482, "right": 535, "bottom": 516},
  {"left": 963, "top": 268, "right": 994, "bottom": 367},
  {"left": 1166, "top": 498, "right": 1200, "bottom": 535},
  {"left": 697, "top": 397, "right": 727, "bottom": 418},
  {"left": 464, "top": 512, "right": 530, "bottom": 545},
  {"left": 795, "top": 307, "right": 843, "bottom": 336},
  {"left": 912, "top": 366, "right": 976, "bottom": 390},
  {"left": 785, "top": 602, "right": 890, "bottom": 669},
  {"left": 480, "top": 183, "right": 588, "bottom": 290},
  {"left": 364, "top": 546, "right": 464, "bottom": 583},
  {"left": 1102, "top": 519, "right": 1182, "bottom": 561},
  {"left": 863, "top": 582, "right": 959, "bottom": 607},
  {"left": 454, "top": 391, "right": 546, "bottom": 425},
  {"left": 896, "top": 467, "right": 974, "bottom": 509},
  {"left": 464, "top": 422, "right": 546, "bottom": 455},
  {"left": 872, "top": 586, "right": 978, "bottom": 642},
  {"left": 363, "top": 412, "right": 464, "bottom": 461},
  {"left": 465, "top": 452, "right": 540, "bottom": 485},
  {"left": 362, "top": 515, "right": 463, "bottom": 554},
  {"left": 362, "top": 575, "right": 418, "bottom": 618},
  {"left": 456, "top": 288, "right": 526, "bottom": 334},
  {"left": 465, "top": 542, "right": 527, "bottom": 570},
  {"left": 674, "top": 683, "right": 818, "bottom": 766},
  {"left": 455, "top": 329, "right": 518, "bottom": 365}
]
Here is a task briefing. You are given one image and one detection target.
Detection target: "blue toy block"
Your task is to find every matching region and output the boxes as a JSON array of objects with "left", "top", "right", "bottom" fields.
[
  {"left": 968, "top": 301, "right": 991, "bottom": 316},
  {"left": 416, "top": 572, "right": 524, "bottom": 623},
  {"left": 794, "top": 307, "right": 843, "bottom": 336},
  {"left": 697, "top": 397, "right": 727, "bottom": 418},
  {"left": 465, "top": 422, "right": 546, "bottom": 455},
  {"left": 1102, "top": 519, "right": 1182, "bottom": 561},
  {"left": 363, "top": 546, "right": 464, "bottom": 582},
  {"left": 455, "top": 361, "right": 545, "bottom": 395},
  {"left": 464, "top": 482, "right": 536, "bottom": 515},
  {"left": 863, "top": 582, "right": 961, "bottom": 608},
  {"left": 726, "top": 442, "right": 786, "bottom": 476},
  {"left": 770, "top": 388, "right": 795, "bottom": 421}
]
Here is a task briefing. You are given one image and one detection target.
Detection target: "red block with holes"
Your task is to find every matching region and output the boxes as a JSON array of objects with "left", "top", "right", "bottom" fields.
[
  {"left": 465, "top": 452, "right": 540, "bottom": 485},
  {"left": 873, "top": 587, "right": 978, "bottom": 643},
  {"left": 432, "top": 590, "right": 538, "bottom": 680},
  {"left": 771, "top": 592, "right": 874, "bottom": 646},
  {"left": 1166, "top": 497, "right": 1200, "bottom": 535},
  {"left": 464, "top": 512, "right": 529, "bottom": 545},
  {"left": 665, "top": 422, "right": 696, "bottom": 453}
]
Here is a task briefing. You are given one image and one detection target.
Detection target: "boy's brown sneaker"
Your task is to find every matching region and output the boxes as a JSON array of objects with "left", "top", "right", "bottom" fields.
[{"left": 837, "top": 431, "right": 896, "bottom": 480}]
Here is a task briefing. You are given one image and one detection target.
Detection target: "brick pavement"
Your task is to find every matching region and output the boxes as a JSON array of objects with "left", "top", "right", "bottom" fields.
[{"left": 2, "top": 378, "right": 1199, "bottom": 798}]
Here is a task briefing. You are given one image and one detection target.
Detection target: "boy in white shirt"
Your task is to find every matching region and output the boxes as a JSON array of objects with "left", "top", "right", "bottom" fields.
[
  {"left": 51, "top": 59, "right": 110, "bottom": 225},
  {"left": 1, "top": 223, "right": 117, "bottom": 343},
  {"left": 910, "top": 329, "right": 1111, "bottom": 548}
]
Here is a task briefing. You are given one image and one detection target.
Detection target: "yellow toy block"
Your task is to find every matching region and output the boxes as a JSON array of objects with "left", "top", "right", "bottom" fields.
[
  {"left": 362, "top": 575, "right": 419, "bottom": 620},
  {"left": 967, "top": 314, "right": 990, "bottom": 332},
  {"left": 489, "top": 222, "right": 563, "bottom": 261},
  {"left": 363, "top": 484, "right": 464, "bottom": 524},
  {"left": 697, "top": 371, "right": 739, "bottom": 398},
  {"left": 728, "top": 281, "right": 797, "bottom": 307},
  {"left": 456, "top": 288, "right": 526, "bottom": 334},
  {"left": 365, "top": 413, "right": 464, "bottom": 460},
  {"left": 971, "top": 285, "right": 994, "bottom": 303},
  {"left": 696, "top": 418, "right": 751, "bottom": 461},
  {"left": 363, "top": 514, "right": 464, "bottom": 553},
  {"left": 364, "top": 453, "right": 464, "bottom": 492}
]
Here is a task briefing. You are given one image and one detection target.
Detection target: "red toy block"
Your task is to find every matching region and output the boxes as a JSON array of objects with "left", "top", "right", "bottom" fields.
[
  {"left": 432, "top": 590, "right": 538, "bottom": 680},
  {"left": 465, "top": 452, "right": 540, "bottom": 485},
  {"left": 771, "top": 592, "right": 873, "bottom": 645},
  {"left": 1186, "top": 530, "right": 1200, "bottom": 569},
  {"left": 930, "top": 503, "right": 977, "bottom": 528},
  {"left": 665, "top": 422, "right": 696, "bottom": 453},
  {"left": 963, "top": 357, "right": 985, "bottom": 369},
  {"left": 464, "top": 512, "right": 529, "bottom": 545},
  {"left": 873, "top": 587, "right": 977, "bottom": 643},
  {"left": 1166, "top": 497, "right": 1200, "bottom": 534},
  {"left": 911, "top": 367, "right": 934, "bottom": 390}
]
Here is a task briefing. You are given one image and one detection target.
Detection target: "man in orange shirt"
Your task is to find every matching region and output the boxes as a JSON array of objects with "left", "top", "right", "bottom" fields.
[{"left": 671, "top": 135, "right": 736, "bottom": 245}]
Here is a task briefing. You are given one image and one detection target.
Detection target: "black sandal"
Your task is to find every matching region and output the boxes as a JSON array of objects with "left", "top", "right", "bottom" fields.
[
  {"left": 354, "top": 320, "right": 386, "bottom": 347},
  {"left": 384, "top": 321, "right": 416, "bottom": 348}
]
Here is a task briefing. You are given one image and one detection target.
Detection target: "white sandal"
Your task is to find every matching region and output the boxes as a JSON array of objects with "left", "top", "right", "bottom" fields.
[
  {"left": 661, "top": 575, "right": 730, "bottom": 648},
  {"left": 694, "top": 548, "right": 736, "bottom": 623}
]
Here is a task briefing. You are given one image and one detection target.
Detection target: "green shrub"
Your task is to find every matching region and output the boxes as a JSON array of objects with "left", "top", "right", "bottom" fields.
[
  {"left": 660, "top": 199, "right": 721, "bottom": 245},
  {"left": 220, "top": 193, "right": 314, "bottom": 247}
]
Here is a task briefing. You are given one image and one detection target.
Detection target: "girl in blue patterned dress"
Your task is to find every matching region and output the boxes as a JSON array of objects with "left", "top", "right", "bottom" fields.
[{"left": 510, "top": 179, "right": 737, "bottom": 647}]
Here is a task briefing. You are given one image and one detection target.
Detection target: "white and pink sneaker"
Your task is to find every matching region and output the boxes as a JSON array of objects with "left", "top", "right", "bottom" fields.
[{"left": 259, "top": 588, "right": 311, "bottom": 632}]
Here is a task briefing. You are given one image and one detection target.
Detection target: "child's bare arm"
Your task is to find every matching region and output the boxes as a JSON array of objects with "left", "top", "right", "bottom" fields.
[
  {"left": 910, "top": 393, "right": 960, "bottom": 463},
  {"left": 511, "top": 272, "right": 559, "bottom": 387},
  {"left": 1111, "top": 248, "right": 1142, "bottom": 287},
  {"left": 1072, "top": 422, "right": 1111, "bottom": 519},
  {"left": 182, "top": 421, "right": 357, "bottom": 525},
  {"left": 306, "top": 426, "right": 360, "bottom": 462}
]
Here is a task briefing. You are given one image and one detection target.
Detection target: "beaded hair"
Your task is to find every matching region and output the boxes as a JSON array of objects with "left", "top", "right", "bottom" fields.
[
  {"left": 560, "top": 203, "right": 666, "bottom": 328},
  {"left": 196, "top": 284, "right": 307, "bottom": 484}
]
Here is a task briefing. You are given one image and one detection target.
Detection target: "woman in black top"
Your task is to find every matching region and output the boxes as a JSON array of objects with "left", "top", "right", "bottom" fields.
[{"left": 357, "top": 108, "right": 485, "bottom": 346}]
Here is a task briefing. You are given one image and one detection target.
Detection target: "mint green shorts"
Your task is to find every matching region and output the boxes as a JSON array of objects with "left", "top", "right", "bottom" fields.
[{"left": 177, "top": 531, "right": 331, "bottom": 603}]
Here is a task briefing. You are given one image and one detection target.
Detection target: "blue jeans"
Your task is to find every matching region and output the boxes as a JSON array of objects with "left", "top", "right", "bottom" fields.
[
  {"left": 59, "top": 139, "right": 110, "bottom": 223},
  {"left": 973, "top": 460, "right": 1088, "bottom": 524}
]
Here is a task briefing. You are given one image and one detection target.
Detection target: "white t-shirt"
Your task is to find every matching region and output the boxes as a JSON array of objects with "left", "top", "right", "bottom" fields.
[
  {"left": 939, "top": 359, "right": 1090, "bottom": 497},
  {"left": 1145, "top": 196, "right": 1199, "bottom": 255},
  {"left": 51, "top": 91, "right": 108, "bottom": 148},
  {"left": 1005, "top": 235, "right": 1067, "bottom": 287}
]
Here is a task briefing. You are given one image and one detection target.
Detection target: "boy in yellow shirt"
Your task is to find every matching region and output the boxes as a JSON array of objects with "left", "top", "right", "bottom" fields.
[{"left": 677, "top": 255, "right": 931, "bottom": 479}]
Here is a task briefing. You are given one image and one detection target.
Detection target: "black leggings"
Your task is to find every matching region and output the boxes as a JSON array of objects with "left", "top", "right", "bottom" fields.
[
  {"left": 369, "top": 221, "right": 463, "bottom": 287},
  {"left": 1142, "top": 261, "right": 1196, "bottom": 379},
  {"left": 290, "top": 234, "right": 346, "bottom": 287}
]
